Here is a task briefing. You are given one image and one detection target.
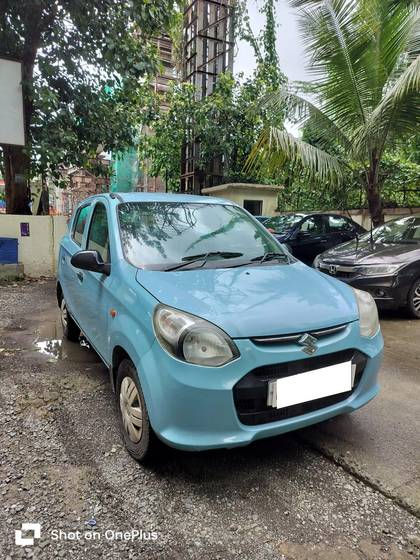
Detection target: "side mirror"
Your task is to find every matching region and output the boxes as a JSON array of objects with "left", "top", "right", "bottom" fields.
[{"left": 71, "top": 250, "right": 110, "bottom": 276}]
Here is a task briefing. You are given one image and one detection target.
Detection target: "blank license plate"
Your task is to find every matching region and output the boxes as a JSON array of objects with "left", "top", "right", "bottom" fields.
[{"left": 267, "top": 361, "right": 353, "bottom": 409}]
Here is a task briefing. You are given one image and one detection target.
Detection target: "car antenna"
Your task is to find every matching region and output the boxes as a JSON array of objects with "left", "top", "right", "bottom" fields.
[
  {"left": 369, "top": 216, "right": 374, "bottom": 247},
  {"left": 345, "top": 208, "right": 359, "bottom": 252}
]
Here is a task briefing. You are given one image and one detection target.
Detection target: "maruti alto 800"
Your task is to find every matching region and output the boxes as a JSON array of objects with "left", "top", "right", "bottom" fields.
[{"left": 57, "top": 193, "right": 383, "bottom": 461}]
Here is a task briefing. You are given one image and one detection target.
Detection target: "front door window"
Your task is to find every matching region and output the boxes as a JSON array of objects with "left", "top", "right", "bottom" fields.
[
  {"left": 299, "top": 215, "right": 325, "bottom": 235},
  {"left": 86, "top": 203, "right": 110, "bottom": 263}
]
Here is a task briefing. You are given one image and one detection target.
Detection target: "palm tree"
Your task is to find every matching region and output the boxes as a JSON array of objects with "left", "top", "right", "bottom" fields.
[{"left": 247, "top": 0, "right": 420, "bottom": 225}]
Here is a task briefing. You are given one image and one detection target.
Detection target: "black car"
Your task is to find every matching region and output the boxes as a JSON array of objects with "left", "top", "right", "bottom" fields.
[
  {"left": 263, "top": 212, "right": 366, "bottom": 264},
  {"left": 314, "top": 215, "right": 420, "bottom": 318},
  {"left": 254, "top": 215, "right": 270, "bottom": 224}
]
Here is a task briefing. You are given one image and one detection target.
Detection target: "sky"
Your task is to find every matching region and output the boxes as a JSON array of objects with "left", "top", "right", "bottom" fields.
[{"left": 234, "top": 0, "right": 310, "bottom": 84}]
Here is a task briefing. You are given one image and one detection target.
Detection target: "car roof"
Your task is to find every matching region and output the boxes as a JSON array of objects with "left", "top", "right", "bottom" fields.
[{"left": 83, "top": 192, "right": 236, "bottom": 206}]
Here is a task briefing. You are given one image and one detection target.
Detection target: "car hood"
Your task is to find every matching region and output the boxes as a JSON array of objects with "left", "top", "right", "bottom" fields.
[
  {"left": 136, "top": 262, "right": 358, "bottom": 338},
  {"left": 320, "top": 239, "right": 420, "bottom": 265}
]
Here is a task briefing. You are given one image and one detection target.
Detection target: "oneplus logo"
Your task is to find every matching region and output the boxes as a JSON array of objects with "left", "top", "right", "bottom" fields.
[{"left": 15, "top": 523, "right": 41, "bottom": 546}]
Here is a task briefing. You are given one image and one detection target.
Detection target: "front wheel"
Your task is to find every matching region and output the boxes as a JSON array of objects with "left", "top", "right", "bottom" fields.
[
  {"left": 116, "top": 359, "right": 159, "bottom": 461},
  {"left": 60, "top": 298, "right": 80, "bottom": 341},
  {"left": 407, "top": 278, "right": 420, "bottom": 319}
]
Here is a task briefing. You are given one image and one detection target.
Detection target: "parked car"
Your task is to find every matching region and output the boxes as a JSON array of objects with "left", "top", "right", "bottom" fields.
[
  {"left": 314, "top": 215, "right": 420, "bottom": 318},
  {"left": 263, "top": 213, "right": 366, "bottom": 264},
  {"left": 57, "top": 193, "right": 383, "bottom": 461},
  {"left": 254, "top": 215, "right": 270, "bottom": 224}
]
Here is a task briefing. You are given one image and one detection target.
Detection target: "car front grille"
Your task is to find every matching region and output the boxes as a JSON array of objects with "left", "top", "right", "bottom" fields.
[
  {"left": 251, "top": 323, "right": 347, "bottom": 345},
  {"left": 319, "top": 263, "right": 358, "bottom": 279},
  {"left": 233, "top": 350, "right": 367, "bottom": 426}
]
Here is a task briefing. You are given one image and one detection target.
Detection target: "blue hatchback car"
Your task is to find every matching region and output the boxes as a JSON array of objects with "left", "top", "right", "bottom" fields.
[{"left": 57, "top": 193, "right": 383, "bottom": 461}]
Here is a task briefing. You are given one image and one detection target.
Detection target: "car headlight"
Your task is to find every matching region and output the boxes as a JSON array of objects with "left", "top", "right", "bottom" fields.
[
  {"left": 313, "top": 255, "right": 321, "bottom": 269},
  {"left": 352, "top": 288, "right": 380, "bottom": 337},
  {"left": 357, "top": 264, "right": 403, "bottom": 276},
  {"left": 153, "top": 304, "right": 239, "bottom": 366}
]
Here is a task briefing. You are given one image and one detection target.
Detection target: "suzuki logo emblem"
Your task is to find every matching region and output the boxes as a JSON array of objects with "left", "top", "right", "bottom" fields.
[
  {"left": 328, "top": 264, "right": 337, "bottom": 275},
  {"left": 298, "top": 333, "right": 318, "bottom": 355}
]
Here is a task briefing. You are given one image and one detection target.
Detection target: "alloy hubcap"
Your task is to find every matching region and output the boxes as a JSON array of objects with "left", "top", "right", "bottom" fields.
[
  {"left": 413, "top": 285, "right": 420, "bottom": 313},
  {"left": 61, "top": 300, "right": 68, "bottom": 328},
  {"left": 119, "top": 377, "right": 143, "bottom": 443}
]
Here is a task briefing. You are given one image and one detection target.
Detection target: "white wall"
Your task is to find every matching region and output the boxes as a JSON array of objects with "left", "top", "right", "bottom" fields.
[
  {"left": 331, "top": 208, "right": 420, "bottom": 229},
  {"left": 275, "top": 208, "right": 420, "bottom": 229},
  {"left": 0, "top": 215, "right": 68, "bottom": 277}
]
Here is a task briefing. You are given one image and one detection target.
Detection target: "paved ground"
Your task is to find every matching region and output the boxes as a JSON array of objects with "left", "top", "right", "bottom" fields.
[
  {"left": 300, "top": 311, "right": 420, "bottom": 516},
  {"left": 0, "top": 280, "right": 419, "bottom": 560}
]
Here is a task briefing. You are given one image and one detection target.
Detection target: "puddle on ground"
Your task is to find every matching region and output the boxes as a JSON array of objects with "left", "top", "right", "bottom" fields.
[{"left": 33, "top": 313, "right": 101, "bottom": 363}]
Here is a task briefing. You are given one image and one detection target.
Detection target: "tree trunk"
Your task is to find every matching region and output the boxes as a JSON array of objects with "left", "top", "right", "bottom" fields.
[
  {"left": 367, "top": 183, "right": 383, "bottom": 228},
  {"left": 2, "top": 145, "right": 32, "bottom": 214},
  {"left": 366, "top": 151, "right": 384, "bottom": 228}
]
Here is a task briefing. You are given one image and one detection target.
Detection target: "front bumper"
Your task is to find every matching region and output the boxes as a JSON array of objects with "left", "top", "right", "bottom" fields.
[
  {"left": 317, "top": 269, "right": 410, "bottom": 308},
  {"left": 137, "top": 321, "right": 383, "bottom": 451}
]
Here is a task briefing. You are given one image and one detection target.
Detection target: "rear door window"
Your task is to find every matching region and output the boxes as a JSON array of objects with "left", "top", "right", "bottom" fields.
[{"left": 72, "top": 205, "right": 91, "bottom": 246}]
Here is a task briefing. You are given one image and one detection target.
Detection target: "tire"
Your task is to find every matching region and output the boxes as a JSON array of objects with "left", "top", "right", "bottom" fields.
[
  {"left": 116, "top": 359, "right": 159, "bottom": 462},
  {"left": 60, "top": 298, "right": 80, "bottom": 342},
  {"left": 407, "top": 278, "right": 420, "bottom": 319}
]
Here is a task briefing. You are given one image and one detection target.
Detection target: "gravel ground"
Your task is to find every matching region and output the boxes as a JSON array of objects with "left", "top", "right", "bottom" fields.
[{"left": 0, "top": 280, "right": 419, "bottom": 559}]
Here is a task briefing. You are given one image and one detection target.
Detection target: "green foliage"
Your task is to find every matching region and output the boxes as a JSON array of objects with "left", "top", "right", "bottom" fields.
[
  {"left": 138, "top": 82, "right": 196, "bottom": 191},
  {"left": 276, "top": 156, "right": 420, "bottom": 211},
  {"left": 380, "top": 158, "right": 420, "bottom": 208},
  {"left": 138, "top": 68, "right": 288, "bottom": 191},
  {"left": 248, "top": 0, "right": 420, "bottom": 223},
  {"left": 0, "top": 0, "right": 178, "bottom": 183},
  {"left": 139, "top": 0, "right": 286, "bottom": 190},
  {"left": 236, "top": 0, "right": 285, "bottom": 90}
]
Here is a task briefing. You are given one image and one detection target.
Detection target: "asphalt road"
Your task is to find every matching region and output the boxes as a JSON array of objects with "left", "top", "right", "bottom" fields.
[{"left": 0, "top": 280, "right": 419, "bottom": 560}]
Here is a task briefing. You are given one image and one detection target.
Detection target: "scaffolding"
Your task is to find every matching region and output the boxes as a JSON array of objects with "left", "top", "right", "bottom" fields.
[
  {"left": 111, "top": 35, "right": 176, "bottom": 193},
  {"left": 181, "top": 0, "right": 235, "bottom": 193},
  {"left": 140, "top": 35, "right": 177, "bottom": 192}
]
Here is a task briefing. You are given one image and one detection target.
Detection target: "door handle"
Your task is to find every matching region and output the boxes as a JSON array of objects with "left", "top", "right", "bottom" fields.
[{"left": 77, "top": 271, "right": 84, "bottom": 282}]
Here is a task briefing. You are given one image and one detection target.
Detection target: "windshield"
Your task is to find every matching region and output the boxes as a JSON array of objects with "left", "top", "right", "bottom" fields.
[
  {"left": 118, "top": 202, "right": 286, "bottom": 270},
  {"left": 264, "top": 214, "right": 304, "bottom": 231},
  {"left": 360, "top": 216, "right": 420, "bottom": 244}
]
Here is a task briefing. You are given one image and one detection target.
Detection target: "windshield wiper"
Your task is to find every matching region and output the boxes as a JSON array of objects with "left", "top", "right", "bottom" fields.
[
  {"left": 250, "top": 251, "right": 290, "bottom": 264},
  {"left": 163, "top": 251, "right": 243, "bottom": 272},
  {"left": 230, "top": 251, "right": 290, "bottom": 268}
]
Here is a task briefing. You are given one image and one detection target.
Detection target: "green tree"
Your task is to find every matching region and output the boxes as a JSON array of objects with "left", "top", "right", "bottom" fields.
[
  {"left": 0, "top": 0, "right": 177, "bottom": 213},
  {"left": 139, "top": 0, "right": 286, "bottom": 190},
  {"left": 138, "top": 70, "right": 287, "bottom": 191},
  {"left": 247, "top": 0, "right": 420, "bottom": 225},
  {"left": 237, "top": 0, "right": 284, "bottom": 90}
]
